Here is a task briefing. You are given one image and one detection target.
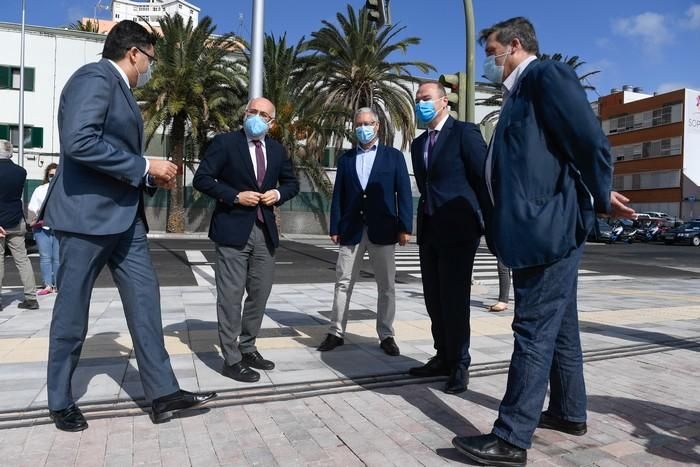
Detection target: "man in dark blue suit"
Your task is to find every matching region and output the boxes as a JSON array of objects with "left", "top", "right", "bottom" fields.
[
  {"left": 193, "top": 97, "right": 299, "bottom": 383},
  {"left": 317, "top": 108, "right": 412, "bottom": 356},
  {"left": 43, "top": 21, "right": 215, "bottom": 432},
  {"left": 408, "top": 81, "right": 488, "bottom": 395},
  {"left": 452, "top": 17, "right": 635, "bottom": 466}
]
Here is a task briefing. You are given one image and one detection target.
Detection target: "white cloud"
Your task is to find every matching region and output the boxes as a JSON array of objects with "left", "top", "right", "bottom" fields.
[
  {"left": 656, "top": 82, "right": 700, "bottom": 93},
  {"left": 682, "top": 4, "right": 700, "bottom": 29},
  {"left": 613, "top": 12, "right": 673, "bottom": 51}
]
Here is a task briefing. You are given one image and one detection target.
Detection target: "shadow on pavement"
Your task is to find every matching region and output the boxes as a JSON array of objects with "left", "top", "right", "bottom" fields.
[{"left": 581, "top": 321, "right": 700, "bottom": 352}]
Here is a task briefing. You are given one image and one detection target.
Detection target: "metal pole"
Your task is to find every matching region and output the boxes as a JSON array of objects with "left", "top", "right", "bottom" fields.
[
  {"left": 18, "top": 0, "right": 26, "bottom": 167},
  {"left": 249, "top": 0, "right": 264, "bottom": 100},
  {"left": 463, "top": 0, "right": 475, "bottom": 123}
]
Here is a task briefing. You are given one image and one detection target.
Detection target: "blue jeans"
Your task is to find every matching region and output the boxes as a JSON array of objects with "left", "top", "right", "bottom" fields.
[
  {"left": 492, "top": 245, "right": 586, "bottom": 449},
  {"left": 34, "top": 228, "right": 60, "bottom": 287}
]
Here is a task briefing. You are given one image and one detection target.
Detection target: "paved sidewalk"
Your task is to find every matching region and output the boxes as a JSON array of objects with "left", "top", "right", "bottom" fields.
[{"left": 0, "top": 276, "right": 699, "bottom": 465}]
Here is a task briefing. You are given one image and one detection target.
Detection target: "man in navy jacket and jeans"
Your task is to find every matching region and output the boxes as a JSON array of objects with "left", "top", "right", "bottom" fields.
[
  {"left": 452, "top": 17, "right": 636, "bottom": 466},
  {"left": 317, "top": 107, "right": 412, "bottom": 356}
]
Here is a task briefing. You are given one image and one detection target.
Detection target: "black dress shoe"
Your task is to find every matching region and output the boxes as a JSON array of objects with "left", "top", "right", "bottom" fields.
[
  {"left": 380, "top": 337, "right": 400, "bottom": 356},
  {"left": 18, "top": 299, "right": 39, "bottom": 310},
  {"left": 49, "top": 404, "right": 88, "bottom": 432},
  {"left": 317, "top": 334, "right": 344, "bottom": 352},
  {"left": 408, "top": 356, "right": 450, "bottom": 377},
  {"left": 242, "top": 351, "right": 275, "bottom": 370},
  {"left": 150, "top": 389, "right": 217, "bottom": 424},
  {"left": 452, "top": 433, "right": 527, "bottom": 467},
  {"left": 445, "top": 365, "right": 469, "bottom": 394},
  {"left": 538, "top": 411, "right": 587, "bottom": 436},
  {"left": 222, "top": 362, "right": 261, "bottom": 383}
]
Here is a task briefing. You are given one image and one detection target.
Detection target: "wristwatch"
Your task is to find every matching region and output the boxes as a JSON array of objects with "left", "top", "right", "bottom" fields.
[{"left": 234, "top": 194, "right": 240, "bottom": 204}]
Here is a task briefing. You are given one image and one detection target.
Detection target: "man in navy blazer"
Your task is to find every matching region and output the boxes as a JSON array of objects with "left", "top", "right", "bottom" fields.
[
  {"left": 317, "top": 108, "right": 412, "bottom": 356},
  {"left": 452, "top": 17, "right": 636, "bottom": 466},
  {"left": 408, "top": 81, "right": 488, "bottom": 395},
  {"left": 193, "top": 97, "right": 299, "bottom": 383},
  {"left": 43, "top": 21, "right": 215, "bottom": 432}
]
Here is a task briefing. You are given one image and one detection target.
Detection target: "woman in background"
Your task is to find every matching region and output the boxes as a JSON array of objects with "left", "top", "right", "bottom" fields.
[{"left": 28, "top": 163, "right": 59, "bottom": 296}]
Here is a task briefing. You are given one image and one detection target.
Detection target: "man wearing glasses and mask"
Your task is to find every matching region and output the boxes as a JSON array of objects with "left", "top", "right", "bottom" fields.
[
  {"left": 316, "top": 108, "right": 412, "bottom": 356},
  {"left": 43, "top": 20, "right": 215, "bottom": 432},
  {"left": 193, "top": 97, "right": 299, "bottom": 383}
]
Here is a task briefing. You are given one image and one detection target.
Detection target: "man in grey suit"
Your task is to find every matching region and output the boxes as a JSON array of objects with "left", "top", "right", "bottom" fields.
[{"left": 42, "top": 20, "right": 215, "bottom": 432}]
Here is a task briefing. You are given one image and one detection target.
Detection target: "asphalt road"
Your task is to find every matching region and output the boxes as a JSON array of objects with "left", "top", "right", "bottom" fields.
[{"left": 1, "top": 237, "right": 699, "bottom": 290}]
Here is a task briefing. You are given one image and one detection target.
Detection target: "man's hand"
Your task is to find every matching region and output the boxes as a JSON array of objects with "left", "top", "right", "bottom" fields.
[
  {"left": 148, "top": 160, "right": 177, "bottom": 182},
  {"left": 398, "top": 232, "right": 411, "bottom": 246},
  {"left": 608, "top": 191, "right": 636, "bottom": 219},
  {"left": 237, "top": 191, "right": 262, "bottom": 207},
  {"left": 330, "top": 235, "right": 339, "bottom": 244},
  {"left": 0, "top": 226, "right": 5, "bottom": 238},
  {"left": 260, "top": 190, "right": 279, "bottom": 206}
]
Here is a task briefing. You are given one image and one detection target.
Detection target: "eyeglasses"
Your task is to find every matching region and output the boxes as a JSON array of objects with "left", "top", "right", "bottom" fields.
[
  {"left": 355, "top": 121, "right": 377, "bottom": 128},
  {"left": 136, "top": 47, "right": 157, "bottom": 64},
  {"left": 245, "top": 108, "right": 274, "bottom": 123}
]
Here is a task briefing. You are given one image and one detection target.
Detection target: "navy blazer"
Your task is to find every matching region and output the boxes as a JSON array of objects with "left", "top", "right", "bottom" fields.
[
  {"left": 329, "top": 144, "right": 412, "bottom": 245},
  {"left": 410, "top": 117, "right": 488, "bottom": 246},
  {"left": 193, "top": 130, "right": 299, "bottom": 248},
  {"left": 485, "top": 59, "right": 613, "bottom": 269},
  {"left": 0, "top": 159, "right": 27, "bottom": 228},
  {"left": 43, "top": 59, "right": 152, "bottom": 235}
]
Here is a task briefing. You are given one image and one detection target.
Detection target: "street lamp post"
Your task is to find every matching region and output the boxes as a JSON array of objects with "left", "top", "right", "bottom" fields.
[
  {"left": 249, "top": 0, "right": 264, "bottom": 100},
  {"left": 18, "top": 0, "right": 26, "bottom": 167},
  {"left": 463, "top": 0, "right": 475, "bottom": 123}
]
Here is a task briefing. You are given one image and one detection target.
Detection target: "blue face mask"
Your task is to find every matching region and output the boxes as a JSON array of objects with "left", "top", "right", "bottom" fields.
[
  {"left": 244, "top": 114, "right": 270, "bottom": 139},
  {"left": 355, "top": 125, "right": 376, "bottom": 145},
  {"left": 483, "top": 49, "right": 510, "bottom": 84},
  {"left": 415, "top": 99, "right": 441, "bottom": 123}
]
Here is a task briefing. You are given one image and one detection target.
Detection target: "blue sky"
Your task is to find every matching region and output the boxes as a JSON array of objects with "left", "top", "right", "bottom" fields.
[{"left": 3, "top": 0, "right": 700, "bottom": 99}]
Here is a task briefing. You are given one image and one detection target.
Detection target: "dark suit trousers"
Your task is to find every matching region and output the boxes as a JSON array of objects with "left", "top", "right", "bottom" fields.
[
  {"left": 418, "top": 216, "right": 479, "bottom": 368},
  {"left": 47, "top": 218, "right": 179, "bottom": 410}
]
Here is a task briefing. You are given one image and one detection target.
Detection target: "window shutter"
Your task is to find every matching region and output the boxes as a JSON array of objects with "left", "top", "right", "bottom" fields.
[
  {"left": 24, "top": 67, "right": 35, "bottom": 92},
  {"left": 0, "top": 66, "right": 10, "bottom": 89},
  {"left": 29, "top": 127, "right": 43, "bottom": 148},
  {"left": 0, "top": 124, "right": 9, "bottom": 140}
]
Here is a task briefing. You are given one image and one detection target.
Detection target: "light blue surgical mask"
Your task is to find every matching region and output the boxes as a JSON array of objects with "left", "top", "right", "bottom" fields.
[
  {"left": 355, "top": 125, "right": 376, "bottom": 145},
  {"left": 483, "top": 48, "right": 510, "bottom": 84},
  {"left": 244, "top": 114, "right": 270, "bottom": 139},
  {"left": 415, "top": 99, "right": 442, "bottom": 123}
]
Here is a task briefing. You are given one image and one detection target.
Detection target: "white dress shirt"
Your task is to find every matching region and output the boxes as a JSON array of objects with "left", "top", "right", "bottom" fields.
[
  {"left": 247, "top": 137, "right": 280, "bottom": 202},
  {"left": 423, "top": 113, "right": 449, "bottom": 167},
  {"left": 485, "top": 55, "right": 538, "bottom": 203},
  {"left": 355, "top": 143, "right": 378, "bottom": 190},
  {"left": 107, "top": 60, "right": 151, "bottom": 181}
]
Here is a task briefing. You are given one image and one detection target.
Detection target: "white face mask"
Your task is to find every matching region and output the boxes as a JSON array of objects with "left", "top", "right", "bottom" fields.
[
  {"left": 483, "top": 48, "right": 510, "bottom": 84},
  {"left": 133, "top": 58, "right": 152, "bottom": 88}
]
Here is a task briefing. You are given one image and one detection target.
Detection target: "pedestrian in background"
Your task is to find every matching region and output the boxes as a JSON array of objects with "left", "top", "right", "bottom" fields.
[
  {"left": 28, "top": 163, "right": 59, "bottom": 296},
  {"left": 408, "top": 81, "right": 488, "bottom": 395},
  {"left": 487, "top": 259, "right": 510, "bottom": 312},
  {"left": 452, "top": 17, "right": 635, "bottom": 466},
  {"left": 317, "top": 107, "right": 413, "bottom": 356},
  {"left": 193, "top": 97, "right": 300, "bottom": 384},
  {"left": 0, "top": 139, "right": 39, "bottom": 311}
]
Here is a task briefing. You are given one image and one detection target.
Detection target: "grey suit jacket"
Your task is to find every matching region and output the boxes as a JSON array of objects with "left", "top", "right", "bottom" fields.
[{"left": 43, "top": 59, "right": 149, "bottom": 235}]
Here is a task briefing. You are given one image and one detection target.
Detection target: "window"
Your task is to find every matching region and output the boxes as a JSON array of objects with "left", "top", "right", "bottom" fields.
[
  {"left": 612, "top": 136, "right": 683, "bottom": 162},
  {"left": 603, "top": 102, "right": 683, "bottom": 135},
  {"left": 0, "top": 124, "right": 44, "bottom": 148},
  {"left": 0, "top": 66, "right": 35, "bottom": 91}
]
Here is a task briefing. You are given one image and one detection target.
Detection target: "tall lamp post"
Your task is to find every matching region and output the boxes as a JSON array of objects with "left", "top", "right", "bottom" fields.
[
  {"left": 18, "top": 0, "right": 26, "bottom": 167},
  {"left": 463, "top": 0, "right": 475, "bottom": 123},
  {"left": 248, "top": 0, "right": 264, "bottom": 100}
]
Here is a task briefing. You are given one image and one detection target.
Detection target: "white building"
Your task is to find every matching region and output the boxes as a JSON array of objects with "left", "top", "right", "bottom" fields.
[{"left": 111, "top": 0, "right": 200, "bottom": 26}]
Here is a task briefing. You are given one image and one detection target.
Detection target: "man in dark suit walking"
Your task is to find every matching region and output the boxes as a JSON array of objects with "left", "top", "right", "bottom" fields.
[
  {"left": 408, "top": 81, "right": 488, "bottom": 395},
  {"left": 452, "top": 17, "right": 635, "bottom": 466},
  {"left": 316, "top": 108, "right": 412, "bottom": 355},
  {"left": 193, "top": 97, "right": 299, "bottom": 383},
  {"left": 43, "top": 21, "right": 216, "bottom": 432},
  {"left": 0, "top": 139, "right": 38, "bottom": 311}
]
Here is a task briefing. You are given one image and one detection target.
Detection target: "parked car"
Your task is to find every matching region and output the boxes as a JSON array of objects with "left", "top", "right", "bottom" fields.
[
  {"left": 588, "top": 218, "right": 614, "bottom": 243},
  {"left": 663, "top": 221, "right": 700, "bottom": 246}
]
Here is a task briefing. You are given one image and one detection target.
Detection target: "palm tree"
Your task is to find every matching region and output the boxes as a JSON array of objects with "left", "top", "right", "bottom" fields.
[
  {"left": 136, "top": 15, "right": 247, "bottom": 232},
  {"left": 66, "top": 19, "right": 100, "bottom": 33},
  {"left": 301, "top": 4, "right": 435, "bottom": 152},
  {"left": 478, "top": 53, "right": 601, "bottom": 130}
]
